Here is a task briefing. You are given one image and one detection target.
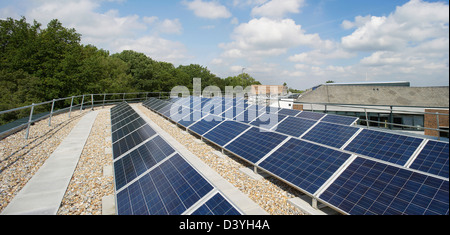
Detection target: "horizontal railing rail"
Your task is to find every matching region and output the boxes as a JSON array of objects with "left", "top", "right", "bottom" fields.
[{"left": 0, "top": 92, "right": 171, "bottom": 140}]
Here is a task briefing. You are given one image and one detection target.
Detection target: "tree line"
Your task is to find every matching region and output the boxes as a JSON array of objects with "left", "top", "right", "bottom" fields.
[{"left": 0, "top": 17, "right": 261, "bottom": 125}]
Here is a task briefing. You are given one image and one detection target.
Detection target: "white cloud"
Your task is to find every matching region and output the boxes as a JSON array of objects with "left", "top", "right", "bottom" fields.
[
  {"left": 220, "top": 17, "right": 325, "bottom": 58},
  {"left": 114, "top": 36, "right": 189, "bottom": 63},
  {"left": 183, "top": 0, "right": 232, "bottom": 19},
  {"left": 251, "top": 0, "right": 305, "bottom": 18},
  {"left": 342, "top": 0, "right": 449, "bottom": 51},
  {"left": 144, "top": 17, "right": 183, "bottom": 35}
]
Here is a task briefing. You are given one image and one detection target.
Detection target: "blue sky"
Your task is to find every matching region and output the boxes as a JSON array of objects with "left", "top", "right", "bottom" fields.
[{"left": 1, "top": 0, "right": 449, "bottom": 90}]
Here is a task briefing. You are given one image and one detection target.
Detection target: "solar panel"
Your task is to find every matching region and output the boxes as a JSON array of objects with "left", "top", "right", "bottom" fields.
[
  {"left": 344, "top": 129, "right": 423, "bottom": 166},
  {"left": 188, "top": 115, "right": 224, "bottom": 136},
  {"left": 225, "top": 127, "right": 288, "bottom": 164},
  {"left": 250, "top": 113, "right": 287, "bottom": 130},
  {"left": 273, "top": 116, "right": 317, "bottom": 138},
  {"left": 259, "top": 138, "right": 352, "bottom": 195},
  {"left": 320, "top": 157, "right": 449, "bottom": 215},
  {"left": 410, "top": 141, "right": 449, "bottom": 178},
  {"left": 203, "top": 121, "right": 250, "bottom": 147},
  {"left": 302, "top": 122, "right": 360, "bottom": 149},
  {"left": 191, "top": 193, "right": 241, "bottom": 215},
  {"left": 278, "top": 109, "right": 302, "bottom": 117},
  {"left": 234, "top": 109, "right": 259, "bottom": 124},
  {"left": 112, "top": 117, "right": 147, "bottom": 143},
  {"left": 321, "top": 114, "right": 359, "bottom": 126},
  {"left": 116, "top": 154, "right": 214, "bottom": 215},
  {"left": 111, "top": 112, "right": 141, "bottom": 132},
  {"left": 114, "top": 136, "right": 176, "bottom": 190},
  {"left": 113, "top": 125, "right": 157, "bottom": 159},
  {"left": 178, "top": 110, "right": 203, "bottom": 128},
  {"left": 297, "top": 111, "right": 326, "bottom": 120}
]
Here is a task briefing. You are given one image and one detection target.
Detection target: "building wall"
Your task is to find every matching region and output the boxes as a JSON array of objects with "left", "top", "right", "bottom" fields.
[
  {"left": 424, "top": 109, "right": 449, "bottom": 138},
  {"left": 297, "top": 85, "right": 449, "bottom": 107}
]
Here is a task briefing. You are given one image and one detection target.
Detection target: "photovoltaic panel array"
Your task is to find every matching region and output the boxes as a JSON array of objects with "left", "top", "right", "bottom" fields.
[
  {"left": 302, "top": 122, "right": 360, "bottom": 149},
  {"left": 142, "top": 98, "right": 449, "bottom": 215},
  {"left": 273, "top": 116, "right": 317, "bottom": 138},
  {"left": 191, "top": 193, "right": 241, "bottom": 215},
  {"left": 111, "top": 102, "right": 242, "bottom": 215},
  {"left": 344, "top": 129, "right": 424, "bottom": 166},
  {"left": 259, "top": 138, "right": 352, "bottom": 195},
  {"left": 320, "top": 157, "right": 449, "bottom": 215},
  {"left": 409, "top": 140, "right": 449, "bottom": 178}
]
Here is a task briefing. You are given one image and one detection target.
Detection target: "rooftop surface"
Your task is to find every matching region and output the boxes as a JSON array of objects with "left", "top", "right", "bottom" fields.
[{"left": 1, "top": 99, "right": 448, "bottom": 215}]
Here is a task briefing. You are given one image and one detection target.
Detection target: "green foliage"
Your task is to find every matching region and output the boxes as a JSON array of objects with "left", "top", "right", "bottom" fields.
[{"left": 0, "top": 17, "right": 263, "bottom": 125}]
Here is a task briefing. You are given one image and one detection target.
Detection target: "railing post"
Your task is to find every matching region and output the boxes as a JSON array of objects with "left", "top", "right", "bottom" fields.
[
  {"left": 91, "top": 94, "right": 94, "bottom": 111},
  {"left": 80, "top": 95, "right": 85, "bottom": 112},
  {"left": 69, "top": 96, "right": 74, "bottom": 118},
  {"left": 102, "top": 94, "right": 106, "bottom": 108},
  {"left": 364, "top": 108, "right": 370, "bottom": 129},
  {"left": 436, "top": 112, "right": 440, "bottom": 141},
  {"left": 123, "top": 93, "right": 125, "bottom": 102},
  {"left": 389, "top": 106, "right": 393, "bottom": 130},
  {"left": 48, "top": 99, "right": 55, "bottom": 126},
  {"left": 25, "top": 103, "right": 35, "bottom": 140}
]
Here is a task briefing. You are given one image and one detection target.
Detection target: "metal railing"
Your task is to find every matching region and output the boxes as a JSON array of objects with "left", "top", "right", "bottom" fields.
[
  {"left": 289, "top": 100, "right": 449, "bottom": 140},
  {"left": 2, "top": 92, "right": 448, "bottom": 141},
  {"left": 0, "top": 92, "right": 171, "bottom": 140}
]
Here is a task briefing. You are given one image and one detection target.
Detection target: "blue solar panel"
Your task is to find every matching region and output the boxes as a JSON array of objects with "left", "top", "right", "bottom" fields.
[
  {"left": 278, "top": 109, "right": 302, "bottom": 117},
  {"left": 302, "top": 122, "right": 360, "bottom": 149},
  {"left": 203, "top": 121, "right": 250, "bottom": 147},
  {"left": 321, "top": 114, "right": 358, "bottom": 126},
  {"left": 250, "top": 113, "right": 287, "bottom": 130},
  {"left": 273, "top": 116, "right": 317, "bottom": 138},
  {"left": 178, "top": 111, "right": 203, "bottom": 128},
  {"left": 111, "top": 112, "right": 141, "bottom": 132},
  {"left": 113, "top": 125, "right": 157, "bottom": 159},
  {"left": 344, "top": 129, "right": 423, "bottom": 166},
  {"left": 112, "top": 117, "right": 147, "bottom": 143},
  {"left": 191, "top": 193, "right": 241, "bottom": 215},
  {"left": 410, "top": 141, "right": 449, "bottom": 178},
  {"left": 297, "top": 111, "right": 326, "bottom": 120},
  {"left": 188, "top": 116, "right": 224, "bottom": 136},
  {"left": 320, "top": 157, "right": 449, "bottom": 215},
  {"left": 225, "top": 127, "right": 288, "bottom": 164},
  {"left": 234, "top": 109, "right": 259, "bottom": 123},
  {"left": 116, "top": 154, "right": 214, "bottom": 215},
  {"left": 259, "top": 139, "right": 352, "bottom": 195},
  {"left": 114, "top": 136, "right": 176, "bottom": 190}
]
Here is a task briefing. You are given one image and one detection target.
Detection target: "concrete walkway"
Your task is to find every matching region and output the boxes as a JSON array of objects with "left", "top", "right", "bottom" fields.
[{"left": 1, "top": 111, "right": 99, "bottom": 215}]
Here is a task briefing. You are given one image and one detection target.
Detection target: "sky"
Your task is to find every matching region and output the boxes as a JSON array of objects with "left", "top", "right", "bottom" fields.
[{"left": 1, "top": 0, "right": 449, "bottom": 90}]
